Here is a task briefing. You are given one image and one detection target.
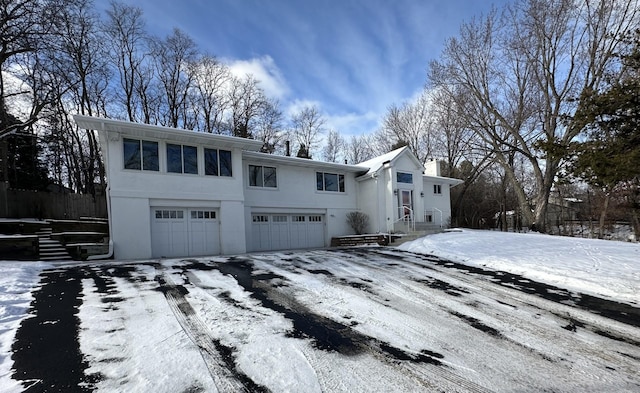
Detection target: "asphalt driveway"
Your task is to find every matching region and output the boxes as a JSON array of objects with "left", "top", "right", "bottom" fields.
[{"left": 8, "top": 247, "right": 640, "bottom": 392}]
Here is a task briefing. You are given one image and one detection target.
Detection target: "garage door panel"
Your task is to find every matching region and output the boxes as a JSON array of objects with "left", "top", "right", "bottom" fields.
[
  {"left": 251, "top": 213, "right": 325, "bottom": 252},
  {"left": 151, "top": 208, "right": 220, "bottom": 258}
]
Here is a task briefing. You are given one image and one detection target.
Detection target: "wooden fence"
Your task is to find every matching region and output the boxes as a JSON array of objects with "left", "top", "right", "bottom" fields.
[{"left": 0, "top": 182, "right": 106, "bottom": 220}]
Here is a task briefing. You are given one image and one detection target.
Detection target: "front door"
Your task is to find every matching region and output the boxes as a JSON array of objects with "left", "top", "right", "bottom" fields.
[{"left": 399, "top": 190, "right": 413, "bottom": 219}]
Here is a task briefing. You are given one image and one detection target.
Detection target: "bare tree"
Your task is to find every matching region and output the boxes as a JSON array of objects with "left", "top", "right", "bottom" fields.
[
  {"left": 40, "top": 0, "right": 109, "bottom": 194},
  {"left": 289, "top": 104, "right": 325, "bottom": 158},
  {"left": 103, "top": 1, "right": 150, "bottom": 122},
  {"left": 345, "top": 134, "right": 375, "bottom": 164},
  {"left": 0, "top": 0, "right": 70, "bottom": 138},
  {"left": 379, "top": 91, "right": 436, "bottom": 164},
  {"left": 254, "top": 98, "right": 283, "bottom": 153},
  {"left": 189, "top": 54, "right": 230, "bottom": 133},
  {"left": 226, "top": 74, "right": 267, "bottom": 138},
  {"left": 322, "top": 129, "right": 345, "bottom": 162},
  {"left": 151, "top": 28, "right": 198, "bottom": 129},
  {"left": 429, "top": 0, "right": 639, "bottom": 231}
]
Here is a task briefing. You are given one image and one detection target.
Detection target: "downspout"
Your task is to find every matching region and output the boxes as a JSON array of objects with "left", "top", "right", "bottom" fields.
[{"left": 87, "top": 123, "right": 114, "bottom": 260}]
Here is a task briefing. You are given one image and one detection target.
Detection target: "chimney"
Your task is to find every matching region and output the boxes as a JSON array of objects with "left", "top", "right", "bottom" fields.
[
  {"left": 285, "top": 141, "right": 290, "bottom": 156},
  {"left": 424, "top": 159, "right": 441, "bottom": 176}
]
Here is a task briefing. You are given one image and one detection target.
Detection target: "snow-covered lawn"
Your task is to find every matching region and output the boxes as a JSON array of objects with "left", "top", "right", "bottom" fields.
[
  {"left": 399, "top": 229, "right": 640, "bottom": 305},
  {"left": 1, "top": 230, "right": 639, "bottom": 392}
]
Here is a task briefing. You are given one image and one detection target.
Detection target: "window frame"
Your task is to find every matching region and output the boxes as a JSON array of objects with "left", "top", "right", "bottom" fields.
[
  {"left": 433, "top": 184, "right": 442, "bottom": 194},
  {"left": 316, "top": 171, "right": 345, "bottom": 193},
  {"left": 123, "top": 138, "right": 159, "bottom": 171},
  {"left": 396, "top": 172, "right": 413, "bottom": 184},
  {"left": 248, "top": 164, "right": 277, "bottom": 188},
  {"left": 167, "top": 143, "right": 198, "bottom": 174},
  {"left": 204, "top": 148, "right": 233, "bottom": 177}
]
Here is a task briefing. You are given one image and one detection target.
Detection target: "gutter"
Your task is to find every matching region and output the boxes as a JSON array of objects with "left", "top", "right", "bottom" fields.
[{"left": 86, "top": 121, "right": 114, "bottom": 260}]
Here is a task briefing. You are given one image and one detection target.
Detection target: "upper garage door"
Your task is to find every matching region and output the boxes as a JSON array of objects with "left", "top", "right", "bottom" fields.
[
  {"left": 251, "top": 213, "right": 325, "bottom": 252},
  {"left": 151, "top": 208, "right": 220, "bottom": 258}
]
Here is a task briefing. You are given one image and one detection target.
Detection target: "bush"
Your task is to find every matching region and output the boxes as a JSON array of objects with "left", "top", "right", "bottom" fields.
[{"left": 346, "top": 211, "right": 369, "bottom": 235}]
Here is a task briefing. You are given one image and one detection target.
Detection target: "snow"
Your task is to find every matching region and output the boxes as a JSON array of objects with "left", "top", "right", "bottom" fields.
[
  {"left": 1, "top": 230, "right": 639, "bottom": 391},
  {"left": 399, "top": 229, "right": 640, "bottom": 305},
  {"left": 0, "top": 262, "right": 51, "bottom": 393}
]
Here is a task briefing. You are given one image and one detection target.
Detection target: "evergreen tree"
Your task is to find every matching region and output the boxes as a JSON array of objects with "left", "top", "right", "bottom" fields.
[{"left": 571, "top": 31, "right": 640, "bottom": 237}]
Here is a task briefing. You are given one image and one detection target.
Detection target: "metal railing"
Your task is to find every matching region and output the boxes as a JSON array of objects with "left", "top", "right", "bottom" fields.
[
  {"left": 425, "top": 207, "right": 443, "bottom": 228},
  {"left": 395, "top": 206, "right": 415, "bottom": 232}
]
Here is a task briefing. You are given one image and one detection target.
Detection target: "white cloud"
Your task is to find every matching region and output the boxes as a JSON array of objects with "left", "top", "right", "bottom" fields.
[{"left": 225, "top": 55, "right": 290, "bottom": 100}]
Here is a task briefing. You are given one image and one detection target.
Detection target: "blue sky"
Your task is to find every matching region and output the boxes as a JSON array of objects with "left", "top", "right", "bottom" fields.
[{"left": 116, "top": 0, "right": 508, "bottom": 136}]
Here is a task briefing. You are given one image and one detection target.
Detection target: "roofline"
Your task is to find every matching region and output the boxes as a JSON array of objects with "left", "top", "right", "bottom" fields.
[
  {"left": 73, "top": 115, "right": 264, "bottom": 151},
  {"left": 423, "top": 175, "right": 464, "bottom": 186},
  {"left": 242, "top": 150, "right": 369, "bottom": 173}
]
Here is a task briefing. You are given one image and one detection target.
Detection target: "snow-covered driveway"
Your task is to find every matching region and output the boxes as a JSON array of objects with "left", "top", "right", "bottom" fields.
[{"left": 4, "top": 246, "right": 640, "bottom": 392}]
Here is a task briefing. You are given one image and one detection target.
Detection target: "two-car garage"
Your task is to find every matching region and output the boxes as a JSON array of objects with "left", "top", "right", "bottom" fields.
[
  {"left": 151, "top": 208, "right": 220, "bottom": 258},
  {"left": 250, "top": 213, "right": 326, "bottom": 252},
  {"left": 150, "top": 208, "right": 326, "bottom": 257}
]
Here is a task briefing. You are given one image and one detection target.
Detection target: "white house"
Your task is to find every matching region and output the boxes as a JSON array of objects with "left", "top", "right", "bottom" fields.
[{"left": 74, "top": 115, "right": 462, "bottom": 260}]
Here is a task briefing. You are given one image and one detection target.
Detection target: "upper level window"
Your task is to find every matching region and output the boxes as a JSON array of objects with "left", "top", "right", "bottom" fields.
[
  {"left": 249, "top": 165, "right": 277, "bottom": 187},
  {"left": 316, "top": 172, "right": 345, "bottom": 192},
  {"left": 123, "top": 138, "right": 159, "bottom": 171},
  {"left": 204, "top": 148, "right": 232, "bottom": 177},
  {"left": 397, "top": 172, "right": 413, "bottom": 184},
  {"left": 167, "top": 143, "right": 198, "bottom": 174},
  {"left": 434, "top": 184, "right": 442, "bottom": 194}
]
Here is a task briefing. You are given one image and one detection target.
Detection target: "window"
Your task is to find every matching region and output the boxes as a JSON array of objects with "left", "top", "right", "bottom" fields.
[
  {"left": 309, "top": 215, "right": 322, "bottom": 222},
  {"left": 190, "top": 210, "right": 216, "bottom": 219},
  {"left": 252, "top": 215, "right": 269, "bottom": 222},
  {"left": 205, "top": 148, "right": 232, "bottom": 177},
  {"left": 292, "top": 215, "right": 306, "bottom": 222},
  {"left": 155, "top": 210, "right": 184, "bottom": 219},
  {"left": 272, "top": 215, "right": 287, "bottom": 222},
  {"left": 249, "top": 165, "right": 277, "bottom": 188},
  {"left": 316, "top": 172, "right": 345, "bottom": 192},
  {"left": 434, "top": 184, "right": 442, "bottom": 194},
  {"left": 397, "top": 172, "right": 413, "bottom": 184},
  {"left": 167, "top": 144, "right": 198, "bottom": 174},
  {"left": 123, "top": 138, "right": 159, "bottom": 171}
]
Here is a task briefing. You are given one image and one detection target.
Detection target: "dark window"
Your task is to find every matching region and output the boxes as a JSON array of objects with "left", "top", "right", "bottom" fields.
[
  {"left": 167, "top": 144, "right": 198, "bottom": 174},
  {"left": 397, "top": 172, "right": 413, "bottom": 184},
  {"left": 204, "top": 148, "right": 219, "bottom": 176},
  {"left": 123, "top": 138, "right": 141, "bottom": 170},
  {"left": 249, "top": 165, "right": 277, "bottom": 188},
  {"left": 316, "top": 172, "right": 345, "bottom": 192},
  {"left": 183, "top": 145, "right": 198, "bottom": 174},
  {"left": 205, "top": 148, "right": 232, "bottom": 177},
  {"left": 219, "top": 150, "right": 232, "bottom": 177},
  {"left": 434, "top": 184, "right": 442, "bottom": 194},
  {"left": 124, "top": 138, "right": 158, "bottom": 171},
  {"left": 142, "top": 141, "right": 159, "bottom": 171}
]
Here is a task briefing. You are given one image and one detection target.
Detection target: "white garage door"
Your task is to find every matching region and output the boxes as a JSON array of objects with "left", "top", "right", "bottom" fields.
[
  {"left": 251, "top": 213, "right": 325, "bottom": 252},
  {"left": 151, "top": 208, "right": 220, "bottom": 258}
]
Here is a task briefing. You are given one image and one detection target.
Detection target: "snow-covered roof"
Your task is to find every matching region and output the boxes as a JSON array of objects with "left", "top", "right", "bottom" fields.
[{"left": 356, "top": 146, "right": 421, "bottom": 178}]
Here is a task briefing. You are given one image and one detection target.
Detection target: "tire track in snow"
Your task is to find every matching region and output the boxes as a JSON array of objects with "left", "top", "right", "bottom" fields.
[{"left": 154, "top": 272, "right": 269, "bottom": 393}]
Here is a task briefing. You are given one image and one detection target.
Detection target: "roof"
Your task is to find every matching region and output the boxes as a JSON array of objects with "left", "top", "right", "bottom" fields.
[
  {"left": 423, "top": 175, "right": 464, "bottom": 187},
  {"left": 356, "top": 146, "right": 422, "bottom": 178},
  {"left": 73, "top": 115, "right": 264, "bottom": 151},
  {"left": 243, "top": 151, "right": 369, "bottom": 173}
]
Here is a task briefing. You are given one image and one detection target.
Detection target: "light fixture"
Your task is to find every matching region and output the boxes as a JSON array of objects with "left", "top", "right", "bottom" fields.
[
  {"left": 420, "top": 191, "right": 424, "bottom": 197},
  {"left": 393, "top": 189, "right": 398, "bottom": 195}
]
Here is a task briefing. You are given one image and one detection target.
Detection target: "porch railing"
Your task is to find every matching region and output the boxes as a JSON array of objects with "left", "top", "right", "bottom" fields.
[{"left": 395, "top": 206, "right": 415, "bottom": 232}]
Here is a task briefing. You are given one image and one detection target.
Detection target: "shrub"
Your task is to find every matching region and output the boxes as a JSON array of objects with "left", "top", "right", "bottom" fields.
[{"left": 346, "top": 211, "right": 369, "bottom": 235}]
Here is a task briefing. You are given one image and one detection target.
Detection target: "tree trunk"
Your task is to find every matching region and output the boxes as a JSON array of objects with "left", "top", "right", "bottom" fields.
[{"left": 598, "top": 194, "right": 610, "bottom": 239}]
